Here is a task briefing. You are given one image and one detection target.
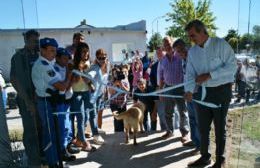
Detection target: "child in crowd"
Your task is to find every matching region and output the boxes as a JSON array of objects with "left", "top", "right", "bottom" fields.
[{"left": 133, "top": 78, "right": 157, "bottom": 131}]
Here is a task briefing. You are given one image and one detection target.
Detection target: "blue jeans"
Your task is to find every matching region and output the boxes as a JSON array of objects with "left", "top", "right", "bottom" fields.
[
  {"left": 187, "top": 101, "right": 200, "bottom": 148},
  {"left": 156, "top": 100, "right": 167, "bottom": 130},
  {"left": 70, "top": 92, "right": 85, "bottom": 142},
  {"left": 164, "top": 86, "right": 190, "bottom": 135},
  {"left": 36, "top": 98, "right": 58, "bottom": 166},
  {"left": 70, "top": 91, "right": 98, "bottom": 142}
]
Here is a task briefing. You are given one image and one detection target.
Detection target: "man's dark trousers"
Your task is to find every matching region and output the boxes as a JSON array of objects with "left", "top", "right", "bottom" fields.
[{"left": 196, "top": 83, "right": 232, "bottom": 164}]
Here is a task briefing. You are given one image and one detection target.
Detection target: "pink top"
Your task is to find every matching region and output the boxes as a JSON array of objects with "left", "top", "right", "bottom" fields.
[{"left": 132, "top": 60, "right": 143, "bottom": 87}]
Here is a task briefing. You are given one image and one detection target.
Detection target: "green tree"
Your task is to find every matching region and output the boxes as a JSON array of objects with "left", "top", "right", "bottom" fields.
[
  {"left": 148, "top": 32, "right": 163, "bottom": 52},
  {"left": 252, "top": 25, "right": 260, "bottom": 36},
  {"left": 225, "top": 29, "right": 239, "bottom": 41},
  {"left": 225, "top": 29, "right": 239, "bottom": 52},
  {"left": 228, "top": 37, "right": 239, "bottom": 52},
  {"left": 166, "top": 0, "right": 216, "bottom": 44},
  {"left": 252, "top": 25, "right": 260, "bottom": 52},
  {"left": 239, "top": 34, "right": 254, "bottom": 51}
]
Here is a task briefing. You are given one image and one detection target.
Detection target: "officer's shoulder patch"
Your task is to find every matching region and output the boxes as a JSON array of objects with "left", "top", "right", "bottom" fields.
[
  {"left": 54, "top": 66, "right": 60, "bottom": 72},
  {"left": 41, "top": 60, "right": 49, "bottom": 65},
  {"left": 47, "top": 70, "right": 56, "bottom": 77}
]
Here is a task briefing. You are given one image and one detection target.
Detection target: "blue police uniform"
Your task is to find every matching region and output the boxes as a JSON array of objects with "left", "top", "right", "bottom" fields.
[
  {"left": 55, "top": 48, "right": 72, "bottom": 154},
  {"left": 31, "top": 38, "right": 60, "bottom": 166}
]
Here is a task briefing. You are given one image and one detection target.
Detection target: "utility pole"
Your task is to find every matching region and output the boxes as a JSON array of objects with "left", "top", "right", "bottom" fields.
[
  {"left": 246, "top": 0, "right": 252, "bottom": 53},
  {"left": 247, "top": 0, "right": 251, "bottom": 35},
  {"left": 151, "top": 15, "right": 165, "bottom": 37},
  {"left": 20, "top": 0, "right": 26, "bottom": 29},
  {"left": 236, "top": 0, "right": 240, "bottom": 53},
  {"left": 34, "top": 0, "right": 39, "bottom": 28}
]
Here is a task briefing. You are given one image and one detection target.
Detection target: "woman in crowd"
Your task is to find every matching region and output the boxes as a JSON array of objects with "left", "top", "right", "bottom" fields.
[
  {"left": 84, "top": 48, "right": 108, "bottom": 145},
  {"left": 109, "top": 65, "right": 130, "bottom": 132},
  {"left": 70, "top": 42, "right": 95, "bottom": 151}
]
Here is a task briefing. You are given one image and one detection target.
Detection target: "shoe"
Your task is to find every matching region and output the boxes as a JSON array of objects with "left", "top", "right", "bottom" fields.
[
  {"left": 67, "top": 144, "right": 81, "bottom": 154},
  {"left": 85, "top": 132, "right": 92, "bottom": 138},
  {"left": 98, "top": 128, "right": 106, "bottom": 134},
  {"left": 183, "top": 141, "right": 196, "bottom": 147},
  {"left": 72, "top": 138, "right": 83, "bottom": 147},
  {"left": 93, "top": 135, "right": 105, "bottom": 145},
  {"left": 188, "top": 157, "right": 211, "bottom": 167},
  {"left": 161, "top": 131, "right": 173, "bottom": 139},
  {"left": 210, "top": 161, "right": 225, "bottom": 168},
  {"left": 181, "top": 134, "right": 189, "bottom": 143},
  {"left": 82, "top": 141, "right": 97, "bottom": 152},
  {"left": 62, "top": 152, "right": 76, "bottom": 162}
]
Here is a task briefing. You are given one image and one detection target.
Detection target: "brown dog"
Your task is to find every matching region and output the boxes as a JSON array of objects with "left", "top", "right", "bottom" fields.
[{"left": 113, "top": 101, "right": 145, "bottom": 145}]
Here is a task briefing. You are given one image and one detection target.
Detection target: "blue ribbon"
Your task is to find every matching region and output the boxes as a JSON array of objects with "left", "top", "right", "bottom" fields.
[{"left": 52, "top": 70, "right": 221, "bottom": 116}]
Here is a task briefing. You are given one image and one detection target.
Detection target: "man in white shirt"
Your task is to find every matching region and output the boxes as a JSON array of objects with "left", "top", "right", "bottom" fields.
[{"left": 184, "top": 20, "right": 237, "bottom": 168}]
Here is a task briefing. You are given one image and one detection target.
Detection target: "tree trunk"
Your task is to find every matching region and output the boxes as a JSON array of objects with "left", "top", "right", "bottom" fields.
[{"left": 0, "top": 89, "right": 13, "bottom": 167}]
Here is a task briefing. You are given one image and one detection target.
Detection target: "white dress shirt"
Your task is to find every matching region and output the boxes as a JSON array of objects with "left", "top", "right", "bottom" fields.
[{"left": 185, "top": 37, "right": 237, "bottom": 93}]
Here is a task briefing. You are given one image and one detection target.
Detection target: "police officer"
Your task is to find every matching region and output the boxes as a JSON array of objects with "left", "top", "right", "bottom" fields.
[
  {"left": 10, "top": 30, "right": 42, "bottom": 167},
  {"left": 32, "top": 38, "right": 71, "bottom": 168},
  {"left": 54, "top": 48, "right": 79, "bottom": 161}
]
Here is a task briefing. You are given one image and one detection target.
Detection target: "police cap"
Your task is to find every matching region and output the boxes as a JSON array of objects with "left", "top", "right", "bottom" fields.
[
  {"left": 57, "top": 47, "right": 71, "bottom": 59},
  {"left": 40, "top": 37, "right": 58, "bottom": 48}
]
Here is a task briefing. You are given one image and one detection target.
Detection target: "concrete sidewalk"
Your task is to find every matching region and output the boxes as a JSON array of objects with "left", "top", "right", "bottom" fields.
[{"left": 65, "top": 109, "right": 212, "bottom": 168}]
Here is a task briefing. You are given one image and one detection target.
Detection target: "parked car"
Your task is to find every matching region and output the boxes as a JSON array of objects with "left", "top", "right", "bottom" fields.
[{"left": 235, "top": 54, "right": 256, "bottom": 64}]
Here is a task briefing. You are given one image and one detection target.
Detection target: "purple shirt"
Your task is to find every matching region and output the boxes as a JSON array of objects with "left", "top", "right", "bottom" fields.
[{"left": 159, "top": 52, "right": 184, "bottom": 85}]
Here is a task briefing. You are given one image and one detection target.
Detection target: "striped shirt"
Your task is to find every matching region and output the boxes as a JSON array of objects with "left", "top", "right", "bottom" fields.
[{"left": 159, "top": 52, "right": 184, "bottom": 85}]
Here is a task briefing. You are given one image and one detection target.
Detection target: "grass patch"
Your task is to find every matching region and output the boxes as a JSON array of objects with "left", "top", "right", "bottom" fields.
[
  {"left": 228, "top": 104, "right": 260, "bottom": 168},
  {"left": 241, "top": 106, "right": 260, "bottom": 140}
]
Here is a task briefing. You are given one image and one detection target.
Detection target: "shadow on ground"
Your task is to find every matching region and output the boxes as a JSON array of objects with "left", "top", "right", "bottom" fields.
[{"left": 66, "top": 131, "right": 197, "bottom": 168}]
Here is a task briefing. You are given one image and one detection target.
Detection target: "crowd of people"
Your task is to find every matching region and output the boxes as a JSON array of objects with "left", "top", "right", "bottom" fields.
[
  {"left": 234, "top": 56, "right": 260, "bottom": 103},
  {"left": 3, "top": 19, "right": 259, "bottom": 168}
]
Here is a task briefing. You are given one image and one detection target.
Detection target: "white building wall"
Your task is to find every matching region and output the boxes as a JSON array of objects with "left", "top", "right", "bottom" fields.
[{"left": 0, "top": 29, "right": 146, "bottom": 81}]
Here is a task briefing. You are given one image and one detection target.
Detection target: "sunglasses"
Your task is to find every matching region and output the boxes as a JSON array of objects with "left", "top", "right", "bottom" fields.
[{"left": 97, "top": 57, "right": 107, "bottom": 61}]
